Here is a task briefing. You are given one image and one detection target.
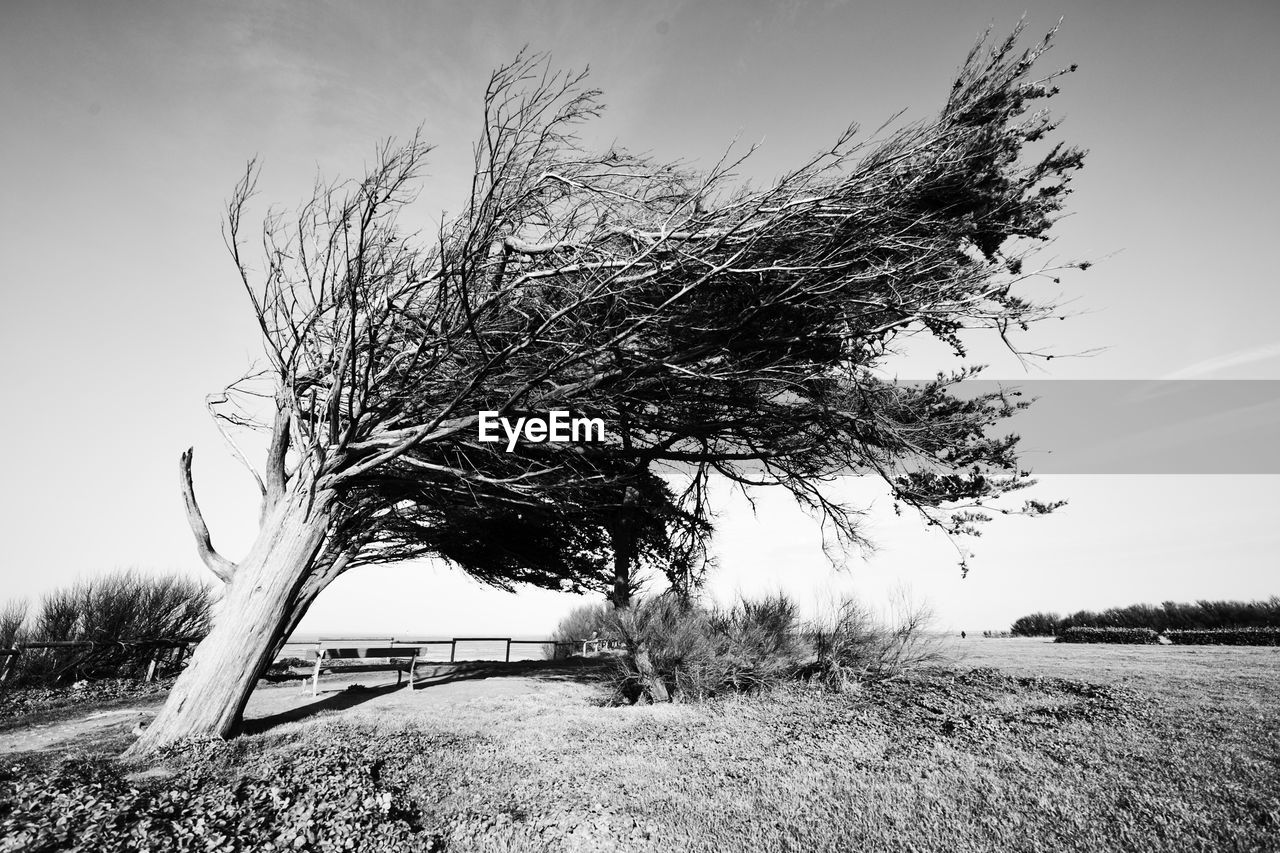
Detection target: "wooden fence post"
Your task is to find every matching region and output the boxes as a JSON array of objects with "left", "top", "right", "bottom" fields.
[{"left": 0, "top": 650, "right": 17, "bottom": 685}]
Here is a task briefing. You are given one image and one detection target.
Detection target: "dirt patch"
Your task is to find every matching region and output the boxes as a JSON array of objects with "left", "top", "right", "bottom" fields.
[{"left": 1, "top": 706, "right": 154, "bottom": 755}]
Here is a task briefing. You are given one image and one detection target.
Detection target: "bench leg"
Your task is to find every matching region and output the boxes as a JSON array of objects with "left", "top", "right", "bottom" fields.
[
  {"left": 406, "top": 654, "right": 417, "bottom": 690},
  {"left": 311, "top": 655, "right": 323, "bottom": 697}
]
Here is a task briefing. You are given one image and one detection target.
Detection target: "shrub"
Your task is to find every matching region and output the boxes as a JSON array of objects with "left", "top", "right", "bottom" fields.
[
  {"left": 809, "top": 591, "right": 945, "bottom": 691},
  {"left": 607, "top": 593, "right": 805, "bottom": 701},
  {"left": 605, "top": 591, "right": 945, "bottom": 701},
  {"left": 19, "top": 569, "right": 214, "bottom": 644},
  {"left": 708, "top": 593, "right": 805, "bottom": 695},
  {"left": 0, "top": 727, "right": 431, "bottom": 852},
  {"left": 46, "top": 570, "right": 213, "bottom": 642},
  {"left": 1055, "top": 626, "right": 1159, "bottom": 644},
  {"left": 608, "top": 595, "right": 718, "bottom": 701},
  {"left": 1165, "top": 628, "right": 1280, "bottom": 646}
]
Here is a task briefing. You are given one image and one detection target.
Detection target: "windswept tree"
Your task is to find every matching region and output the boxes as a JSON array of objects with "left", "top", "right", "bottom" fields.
[{"left": 130, "top": 24, "right": 1085, "bottom": 752}]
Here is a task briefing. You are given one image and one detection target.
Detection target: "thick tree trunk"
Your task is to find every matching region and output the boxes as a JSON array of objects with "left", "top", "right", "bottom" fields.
[
  {"left": 608, "top": 526, "right": 634, "bottom": 611},
  {"left": 125, "top": 487, "right": 336, "bottom": 756},
  {"left": 607, "top": 501, "right": 670, "bottom": 703},
  {"left": 627, "top": 637, "right": 669, "bottom": 703}
]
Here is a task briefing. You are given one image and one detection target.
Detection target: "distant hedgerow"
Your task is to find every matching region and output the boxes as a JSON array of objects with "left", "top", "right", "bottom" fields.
[
  {"left": 1165, "top": 628, "right": 1280, "bottom": 646},
  {"left": 1055, "top": 627, "right": 1159, "bottom": 645},
  {"left": 1013, "top": 597, "right": 1280, "bottom": 636}
]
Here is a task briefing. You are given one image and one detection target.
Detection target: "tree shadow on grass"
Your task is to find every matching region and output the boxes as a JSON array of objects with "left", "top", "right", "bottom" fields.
[
  {"left": 240, "top": 657, "right": 612, "bottom": 736},
  {"left": 238, "top": 680, "right": 407, "bottom": 736}
]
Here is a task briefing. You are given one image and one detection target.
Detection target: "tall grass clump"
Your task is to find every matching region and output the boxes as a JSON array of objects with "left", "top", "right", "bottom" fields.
[
  {"left": 809, "top": 590, "right": 945, "bottom": 692},
  {"left": 709, "top": 594, "right": 806, "bottom": 694}
]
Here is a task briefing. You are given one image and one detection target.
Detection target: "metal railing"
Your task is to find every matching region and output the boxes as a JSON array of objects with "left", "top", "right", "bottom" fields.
[
  {"left": 0, "top": 632, "right": 621, "bottom": 689},
  {"left": 283, "top": 635, "right": 623, "bottom": 663},
  {"left": 305, "top": 636, "right": 564, "bottom": 663}
]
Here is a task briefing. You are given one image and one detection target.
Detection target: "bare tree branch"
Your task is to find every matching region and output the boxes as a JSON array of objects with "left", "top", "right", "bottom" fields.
[{"left": 178, "top": 448, "right": 236, "bottom": 584}]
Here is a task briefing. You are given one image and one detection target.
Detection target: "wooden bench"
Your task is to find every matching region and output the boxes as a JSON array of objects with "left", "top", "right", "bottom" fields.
[
  {"left": 577, "top": 636, "right": 624, "bottom": 656},
  {"left": 306, "top": 643, "right": 423, "bottom": 696}
]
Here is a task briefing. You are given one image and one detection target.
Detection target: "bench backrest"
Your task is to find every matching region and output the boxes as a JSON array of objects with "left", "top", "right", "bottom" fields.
[{"left": 308, "top": 645, "right": 422, "bottom": 660}]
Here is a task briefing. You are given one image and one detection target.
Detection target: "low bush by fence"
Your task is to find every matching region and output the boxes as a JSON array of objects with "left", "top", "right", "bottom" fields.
[
  {"left": 0, "top": 639, "right": 199, "bottom": 688},
  {"left": 1054, "top": 627, "right": 1160, "bottom": 645},
  {"left": 1165, "top": 628, "right": 1280, "bottom": 646},
  {"left": 0, "top": 570, "right": 212, "bottom": 686}
]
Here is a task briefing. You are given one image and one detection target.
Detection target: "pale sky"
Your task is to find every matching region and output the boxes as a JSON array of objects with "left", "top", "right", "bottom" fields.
[{"left": 2, "top": 0, "right": 1277, "bottom": 636}]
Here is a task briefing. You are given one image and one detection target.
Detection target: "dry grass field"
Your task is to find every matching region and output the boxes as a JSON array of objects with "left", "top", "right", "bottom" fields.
[{"left": 3, "top": 639, "right": 1278, "bottom": 852}]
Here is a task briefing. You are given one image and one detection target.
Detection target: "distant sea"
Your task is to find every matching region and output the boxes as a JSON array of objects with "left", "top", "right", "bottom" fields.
[{"left": 279, "top": 632, "right": 557, "bottom": 663}]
